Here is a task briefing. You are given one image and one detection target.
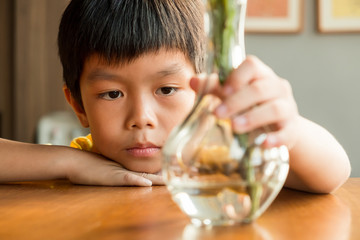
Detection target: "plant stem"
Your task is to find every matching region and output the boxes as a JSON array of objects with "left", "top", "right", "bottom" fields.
[{"left": 208, "top": 0, "right": 261, "bottom": 219}]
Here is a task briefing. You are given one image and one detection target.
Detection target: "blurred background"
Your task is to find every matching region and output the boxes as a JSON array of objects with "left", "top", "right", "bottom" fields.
[{"left": 0, "top": 0, "right": 359, "bottom": 176}]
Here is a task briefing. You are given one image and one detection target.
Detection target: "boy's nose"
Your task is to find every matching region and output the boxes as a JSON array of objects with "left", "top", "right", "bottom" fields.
[{"left": 125, "top": 96, "right": 157, "bottom": 130}]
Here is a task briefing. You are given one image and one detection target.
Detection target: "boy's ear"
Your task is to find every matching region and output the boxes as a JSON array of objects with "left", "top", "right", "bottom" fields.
[{"left": 63, "top": 85, "right": 89, "bottom": 128}]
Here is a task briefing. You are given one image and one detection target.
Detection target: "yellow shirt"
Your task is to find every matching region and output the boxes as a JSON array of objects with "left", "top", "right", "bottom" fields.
[{"left": 70, "top": 134, "right": 94, "bottom": 152}]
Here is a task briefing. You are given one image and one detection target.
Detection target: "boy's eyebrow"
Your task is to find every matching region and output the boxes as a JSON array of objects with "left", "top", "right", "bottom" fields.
[
  {"left": 155, "top": 63, "right": 183, "bottom": 77},
  {"left": 87, "top": 69, "right": 119, "bottom": 81}
]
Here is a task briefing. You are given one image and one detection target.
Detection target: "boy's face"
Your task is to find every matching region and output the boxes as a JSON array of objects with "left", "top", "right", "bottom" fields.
[{"left": 68, "top": 49, "right": 196, "bottom": 173}]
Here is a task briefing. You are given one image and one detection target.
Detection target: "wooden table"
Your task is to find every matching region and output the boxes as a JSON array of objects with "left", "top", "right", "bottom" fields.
[{"left": 0, "top": 178, "right": 359, "bottom": 240}]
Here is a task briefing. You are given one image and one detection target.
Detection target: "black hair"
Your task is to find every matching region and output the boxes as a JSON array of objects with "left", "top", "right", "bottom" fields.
[{"left": 58, "top": 0, "right": 204, "bottom": 106}]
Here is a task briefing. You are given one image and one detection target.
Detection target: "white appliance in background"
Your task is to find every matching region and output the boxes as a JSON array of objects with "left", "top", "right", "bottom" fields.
[{"left": 36, "top": 111, "right": 89, "bottom": 146}]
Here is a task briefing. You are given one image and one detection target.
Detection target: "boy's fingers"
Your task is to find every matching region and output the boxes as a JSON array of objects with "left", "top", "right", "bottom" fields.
[
  {"left": 191, "top": 56, "right": 276, "bottom": 101},
  {"left": 189, "top": 74, "right": 204, "bottom": 92},
  {"left": 113, "top": 172, "right": 153, "bottom": 187},
  {"left": 225, "top": 55, "right": 275, "bottom": 92},
  {"left": 135, "top": 172, "right": 164, "bottom": 186},
  {"left": 79, "top": 172, "right": 164, "bottom": 187},
  {"left": 263, "top": 123, "right": 297, "bottom": 150},
  {"left": 231, "top": 99, "right": 293, "bottom": 133},
  {"left": 214, "top": 78, "right": 277, "bottom": 119},
  {"left": 190, "top": 73, "right": 222, "bottom": 96}
]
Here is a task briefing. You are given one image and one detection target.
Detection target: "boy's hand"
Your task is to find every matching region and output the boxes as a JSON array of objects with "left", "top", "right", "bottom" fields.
[
  {"left": 64, "top": 149, "right": 164, "bottom": 186},
  {"left": 191, "top": 55, "right": 300, "bottom": 149}
]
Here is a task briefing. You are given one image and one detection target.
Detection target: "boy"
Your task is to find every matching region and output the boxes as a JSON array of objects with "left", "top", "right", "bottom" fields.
[
  {"left": 0, "top": 0, "right": 350, "bottom": 193},
  {"left": 58, "top": 0, "right": 350, "bottom": 193}
]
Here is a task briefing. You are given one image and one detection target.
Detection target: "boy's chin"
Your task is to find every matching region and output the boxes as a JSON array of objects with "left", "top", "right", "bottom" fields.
[{"left": 120, "top": 160, "right": 162, "bottom": 174}]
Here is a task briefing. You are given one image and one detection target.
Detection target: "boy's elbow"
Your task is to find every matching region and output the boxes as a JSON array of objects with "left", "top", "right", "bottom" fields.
[
  {"left": 320, "top": 158, "right": 352, "bottom": 194},
  {"left": 285, "top": 158, "right": 351, "bottom": 194},
  {"left": 334, "top": 160, "right": 352, "bottom": 192}
]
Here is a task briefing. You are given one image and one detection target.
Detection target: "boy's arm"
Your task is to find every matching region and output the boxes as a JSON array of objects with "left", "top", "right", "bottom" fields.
[
  {"left": 193, "top": 55, "right": 351, "bottom": 194},
  {"left": 285, "top": 117, "right": 351, "bottom": 193},
  {"left": 0, "top": 138, "right": 163, "bottom": 186}
]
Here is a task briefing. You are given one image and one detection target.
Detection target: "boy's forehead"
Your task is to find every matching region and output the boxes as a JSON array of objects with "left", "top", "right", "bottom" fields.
[
  {"left": 82, "top": 50, "right": 195, "bottom": 80},
  {"left": 84, "top": 50, "right": 194, "bottom": 71}
]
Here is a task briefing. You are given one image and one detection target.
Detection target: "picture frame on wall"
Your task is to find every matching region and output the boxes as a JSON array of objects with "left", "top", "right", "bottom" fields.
[
  {"left": 318, "top": 0, "right": 360, "bottom": 33},
  {"left": 245, "top": 0, "right": 303, "bottom": 33}
]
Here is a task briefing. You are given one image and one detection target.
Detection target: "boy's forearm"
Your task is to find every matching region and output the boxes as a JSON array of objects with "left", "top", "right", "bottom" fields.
[
  {"left": 0, "top": 138, "right": 69, "bottom": 182},
  {"left": 285, "top": 117, "right": 351, "bottom": 193},
  {"left": 0, "top": 138, "right": 164, "bottom": 186}
]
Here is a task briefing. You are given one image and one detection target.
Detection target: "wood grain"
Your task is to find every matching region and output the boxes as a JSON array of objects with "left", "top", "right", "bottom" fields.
[{"left": 0, "top": 179, "right": 358, "bottom": 240}]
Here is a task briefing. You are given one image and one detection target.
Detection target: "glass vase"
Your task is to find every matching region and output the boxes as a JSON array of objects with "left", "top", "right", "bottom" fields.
[{"left": 162, "top": 0, "right": 289, "bottom": 227}]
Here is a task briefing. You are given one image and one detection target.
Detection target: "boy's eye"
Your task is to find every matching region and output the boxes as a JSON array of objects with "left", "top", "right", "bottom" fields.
[
  {"left": 156, "top": 87, "right": 178, "bottom": 96},
  {"left": 99, "top": 91, "right": 123, "bottom": 100}
]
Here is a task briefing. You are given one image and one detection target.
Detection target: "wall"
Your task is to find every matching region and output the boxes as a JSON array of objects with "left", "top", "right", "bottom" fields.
[
  {"left": 0, "top": 0, "right": 14, "bottom": 139},
  {"left": 245, "top": 0, "right": 360, "bottom": 177},
  {"left": 13, "top": 0, "right": 70, "bottom": 142}
]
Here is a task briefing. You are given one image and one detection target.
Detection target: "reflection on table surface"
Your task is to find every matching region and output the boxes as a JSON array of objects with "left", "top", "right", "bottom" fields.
[{"left": 0, "top": 178, "right": 358, "bottom": 240}]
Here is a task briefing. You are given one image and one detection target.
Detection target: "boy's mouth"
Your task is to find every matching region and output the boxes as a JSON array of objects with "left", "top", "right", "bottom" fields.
[{"left": 126, "top": 143, "right": 161, "bottom": 158}]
